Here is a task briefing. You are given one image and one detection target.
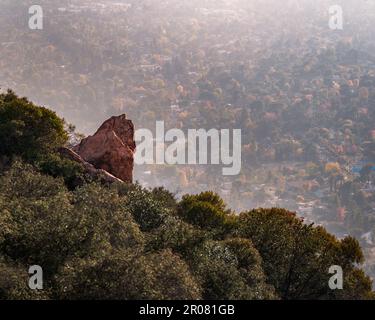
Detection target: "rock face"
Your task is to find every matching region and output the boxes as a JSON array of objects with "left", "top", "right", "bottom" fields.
[
  {"left": 73, "top": 115, "right": 136, "bottom": 183},
  {"left": 58, "top": 147, "right": 124, "bottom": 184}
]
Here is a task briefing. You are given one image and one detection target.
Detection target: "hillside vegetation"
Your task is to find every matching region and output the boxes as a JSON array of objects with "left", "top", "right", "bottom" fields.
[{"left": 0, "top": 91, "right": 373, "bottom": 300}]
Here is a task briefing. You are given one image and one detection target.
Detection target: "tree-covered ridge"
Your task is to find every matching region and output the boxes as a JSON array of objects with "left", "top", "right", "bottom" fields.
[{"left": 0, "top": 92, "right": 373, "bottom": 300}]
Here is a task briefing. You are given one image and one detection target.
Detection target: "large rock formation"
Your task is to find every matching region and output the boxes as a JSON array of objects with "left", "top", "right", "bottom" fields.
[{"left": 72, "top": 114, "right": 136, "bottom": 183}]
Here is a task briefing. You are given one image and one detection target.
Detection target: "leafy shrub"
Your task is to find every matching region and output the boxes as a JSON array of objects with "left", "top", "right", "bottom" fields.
[
  {"left": 118, "top": 183, "right": 171, "bottom": 232},
  {"left": 0, "top": 90, "right": 67, "bottom": 162},
  {"left": 0, "top": 162, "right": 144, "bottom": 280},
  {"left": 238, "top": 208, "right": 374, "bottom": 299},
  {"left": 177, "top": 192, "right": 238, "bottom": 239},
  {"left": 36, "top": 152, "right": 87, "bottom": 189},
  {"left": 55, "top": 249, "right": 201, "bottom": 300},
  {"left": 146, "top": 214, "right": 206, "bottom": 256},
  {"left": 190, "top": 240, "right": 276, "bottom": 300}
]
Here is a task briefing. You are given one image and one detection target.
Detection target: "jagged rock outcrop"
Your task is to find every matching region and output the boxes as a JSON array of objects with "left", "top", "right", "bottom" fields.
[{"left": 72, "top": 114, "right": 136, "bottom": 183}]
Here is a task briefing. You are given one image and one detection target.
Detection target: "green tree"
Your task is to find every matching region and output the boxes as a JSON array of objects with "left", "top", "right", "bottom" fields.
[
  {"left": 118, "top": 183, "right": 171, "bottom": 232},
  {"left": 177, "top": 192, "right": 235, "bottom": 234},
  {"left": 147, "top": 214, "right": 206, "bottom": 257},
  {"left": 237, "top": 208, "right": 374, "bottom": 299},
  {"left": 0, "top": 90, "right": 67, "bottom": 162},
  {"left": 190, "top": 239, "right": 276, "bottom": 300},
  {"left": 55, "top": 249, "right": 201, "bottom": 300}
]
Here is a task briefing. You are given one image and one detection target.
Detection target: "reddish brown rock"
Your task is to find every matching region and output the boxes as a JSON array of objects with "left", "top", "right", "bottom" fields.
[
  {"left": 73, "top": 114, "right": 136, "bottom": 183},
  {"left": 58, "top": 147, "right": 123, "bottom": 184}
]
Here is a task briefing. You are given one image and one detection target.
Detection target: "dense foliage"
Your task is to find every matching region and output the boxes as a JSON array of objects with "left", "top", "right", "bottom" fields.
[
  {"left": 0, "top": 160, "right": 373, "bottom": 300},
  {"left": 0, "top": 91, "right": 92, "bottom": 189},
  {"left": 0, "top": 93, "right": 374, "bottom": 300},
  {"left": 0, "top": 90, "right": 67, "bottom": 161}
]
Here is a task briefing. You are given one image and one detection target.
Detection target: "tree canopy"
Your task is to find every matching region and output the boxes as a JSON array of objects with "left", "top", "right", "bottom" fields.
[{"left": 0, "top": 91, "right": 374, "bottom": 300}]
